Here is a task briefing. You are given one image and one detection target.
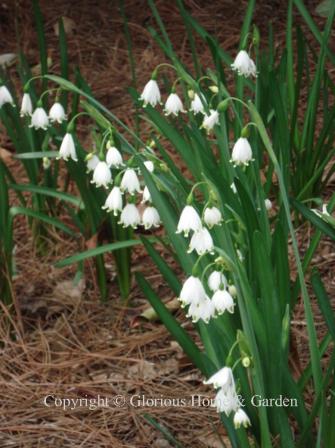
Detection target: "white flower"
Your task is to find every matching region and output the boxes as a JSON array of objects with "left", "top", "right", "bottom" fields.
[
  {"left": 231, "top": 182, "right": 237, "bottom": 194},
  {"left": 187, "top": 297, "right": 215, "bottom": 323},
  {"left": 202, "top": 109, "right": 219, "bottom": 133},
  {"left": 208, "top": 271, "right": 227, "bottom": 292},
  {"left": 119, "top": 203, "right": 141, "bottom": 228},
  {"left": 102, "top": 187, "right": 123, "bottom": 215},
  {"left": 58, "top": 133, "right": 78, "bottom": 162},
  {"left": 20, "top": 93, "right": 32, "bottom": 116},
  {"left": 49, "top": 102, "right": 67, "bottom": 123},
  {"left": 142, "top": 206, "right": 161, "bottom": 229},
  {"left": 176, "top": 205, "right": 202, "bottom": 237},
  {"left": 141, "top": 186, "right": 151, "bottom": 203},
  {"left": 204, "top": 366, "right": 234, "bottom": 390},
  {"left": 143, "top": 160, "right": 154, "bottom": 173},
  {"left": 179, "top": 276, "right": 207, "bottom": 308},
  {"left": 106, "top": 146, "right": 124, "bottom": 168},
  {"left": 204, "top": 206, "right": 222, "bottom": 228},
  {"left": 264, "top": 199, "right": 272, "bottom": 210},
  {"left": 164, "top": 92, "right": 185, "bottom": 116},
  {"left": 188, "top": 228, "right": 214, "bottom": 255},
  {"left": 86, "top": 154, "right": 99, "bottom": 172},
  {"left": 231, "top": 137, "right": 253, "bottom": 166},
  {"left": 29, "top": 107, "right": 49, "bottom": 130},
  {"left": 234, "top": 408, "right": 251, "bottom": 429},
  {"left": 140, "top": 79, "right": 161, "bottom": 107},
  {"left": 91, "top": 161, "right": 112, "bottom": 188},
  {"left": 120, "top": 169, "right": 141, "bottom": 195},
  {"left": 190, "top": 93, "right": 206, "bottom": 114},
  {"left": 0, "top": 85, "right": 14, "bottom": 108},
  {"left": 212, "top": 289, "right": 235, "bottom": 314},
  {"left": 231, "top": 50, "right": 257, "bottom": 78},
  {"left": 215, "top": 387, "right": 241, "bottom": 416}
]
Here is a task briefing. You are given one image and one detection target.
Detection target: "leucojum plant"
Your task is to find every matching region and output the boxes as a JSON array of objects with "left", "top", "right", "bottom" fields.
[
  {"left": 0, "top": 0, "right": 133, "bottom": 301},
  {"left": 1, "top": 0, "right": 335, "bottom": 446}
]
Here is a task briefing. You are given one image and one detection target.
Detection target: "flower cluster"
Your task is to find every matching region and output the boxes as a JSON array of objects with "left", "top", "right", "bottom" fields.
[
  {"left": 178, "top": 269, "right": 235, "bottom": 324},
  {"left": 20, "top": 92, "right": 67, "bottom": 131},
  {"left": 139, "top": 51, "right": 256, "bottom": 166},
  {"left": 204, "top": 367, "right": 251, "bottom": 428},
  {"left": 86, "top": 142, "right": 161, "bottom": 230}
]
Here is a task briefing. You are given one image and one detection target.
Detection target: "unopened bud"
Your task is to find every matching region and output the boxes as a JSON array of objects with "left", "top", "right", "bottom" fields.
[
  {"left": 209, "top": 85, "right": 219, "bottom": 94},
  {"left": 242, "top": 357, "right": 251, "bottom": 368},
  {"left": 188, "top": 89, "right": 195, "bottom": 100},
  {"left": 43, "top": 157, "right": 51, "bottom": 170},
  {"left": 228, "top": 284, "right": 237, "bottom": 297}
]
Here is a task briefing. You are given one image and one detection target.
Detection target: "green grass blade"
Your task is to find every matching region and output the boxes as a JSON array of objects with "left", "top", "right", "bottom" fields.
[
  {"left": 311, "top": 269, "right": 335, "bottom": 341},
  {"left": 140, "top": 236, "right": 181, "bottom": 296},
  {"left": 9, "top": 184, "right": 84, "bottom": 208},
  {"left": 55, "top": 239, "right": 143, "bottom": 268},
  {"left": 9, "top": 206, "right": 75, "bottom": 236},
  {"left": 291, "top": 199, "right": 335, "bottom": 241}
]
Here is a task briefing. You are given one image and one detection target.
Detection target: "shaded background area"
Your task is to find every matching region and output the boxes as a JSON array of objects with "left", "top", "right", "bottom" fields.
[{"left": 0, "top": 1, "right": 333, "bottom": 447}]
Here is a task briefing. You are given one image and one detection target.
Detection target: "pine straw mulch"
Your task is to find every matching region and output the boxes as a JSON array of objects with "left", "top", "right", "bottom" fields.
[{"left": 0, "top": 0, "right": 334, "bottom": 447}]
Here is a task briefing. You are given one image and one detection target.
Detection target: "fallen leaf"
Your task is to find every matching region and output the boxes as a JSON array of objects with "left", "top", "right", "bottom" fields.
[
  {"left": 140, "top": 298, "right": 179, "bottom": 321},
  {"left": 0, "top": 53, "right": 17, "bottom": 68},
  {"left": 54, "top": 17, "right": 76, "bottom": 36}
]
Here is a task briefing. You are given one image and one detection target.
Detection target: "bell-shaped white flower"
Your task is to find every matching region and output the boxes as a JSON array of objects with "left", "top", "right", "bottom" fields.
[
  {"left": 143, "top": 160, "right": 154, "bottom": 173},
  {"left": 212, "top": 289, "right": 235, "bottom": 315},
  {"left": 142, "top": 206, "right": 161, "bottom": 229},
  {"left": 102, "top": 187, "right": 123, "bottom": 215},
  {"left": 264, "top": 198, "right": 272, "bottom": 210},
  {"left": 179, "top": 276, "right": 207, "bottom": 308},
  {"left": 208, "top": 271, "right": 227, "bottom": 292},
  {"left": 202, "top": 109, "right": 219, "bottom": 133},
  {"left": 215, "top": 386, "right": 241, "bottom": 416},
  {"left": 231, "top": 50, "right": 257, "bottom": 78},
  {"left": 176, "top": 205, "right": 202, "bottom": 237},
  {"left": 190, "top": 93, "right": 206, "bottom": 115},
  {"left": 188, "top": 228, "right": 214, "bottom": 255},
  {"left": 204, "top": 206, "right": 222, "bottom": 228},
  {"left": 204, "top": 366, "right": 234, "bottom": 390},
  {"left": 228, "top": 284, "right": 237, "bottom": 298},
  {"left": 231, "top": 182, "right": 237, "bottom": 194},
  {"left": 86, "top": 154, "right": 99, "bottom": 173},
  {"left": 58, "top": 133, "right": 78, "bottom": 162},
  {"left": 106, "top": 145, "right": 124, "bottom": 168},
  {"left": 119, "top": 203, "right": 141, "bottom": 228},
  {"left": 0, "top": 85, "right": 14, "bottom": 108},
  {"left": 140, "top": 79, "right": 161, "bottom": 107},
  {"left": 91, "top": 161, "right": 112, "bottom": 188},
  {"left": 49, "top": 102, "right": 67, "bottom": 123},
  {"left": 164, "top": 92, "right": 185, "bottom": 116},
  {"left": 231, "top": 137, "right": 253, "bottom": 166},
  {"left": 29, "top": 106, "right": 49, "bottom": 130},
  {"left": 20, "top": 93, "right": 33, "bottom": 117},
  {"left": 187, "top": 297, "right": 215, "bottom": 323},
  {"left": 120, "top": 168, "right": 141, "bottom": 195},
  {"left": 234, "top": 408, "right": 251, "bottom": 429},
  {"left": 141, "top": 186, "right": 152, "bottom": 203}
]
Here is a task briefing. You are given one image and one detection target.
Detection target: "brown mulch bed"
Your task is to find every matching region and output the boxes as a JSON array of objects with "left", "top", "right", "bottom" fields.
[{"left": 0, "top": 1, "right": 334, "bottom": 447}]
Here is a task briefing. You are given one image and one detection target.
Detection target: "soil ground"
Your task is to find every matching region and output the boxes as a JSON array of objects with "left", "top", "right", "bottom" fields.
[{"left": 0, "top": 1, "right": 334, "bottom": 447}]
